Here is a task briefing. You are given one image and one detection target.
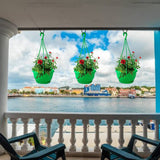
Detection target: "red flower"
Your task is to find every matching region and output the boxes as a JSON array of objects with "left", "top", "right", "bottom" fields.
[
  {"left": 132, "top": 51, "right": 135, "bottom": 53},
  {"left": 79, "top": 59, "right": 84, "bottom": 65},
  {"left": 38, "top": 59, "right": 43, "bottom": 65},
  {"left": 135, "top": 59, "right": 137, "bottom": 62},
  {"left": 139, "top": 56, "right": 142, "bottom": 59},
  {"left": 121, "top": 59, "right": 126, "bottom": 64},
  {"left": 127, "top": 56, "right": 130, "bottom": 59},
  {"left": 56, "top": 57, "right": 58, "bottom": 59},
  {"left": 86, "top": 56, "right": 89, "bottom": 59},
  {"left": 49, "top": 51, "right": 52, "bottom": 54},
  {"left": 52, "top": 59, "right": 54, "bottom": 62},
  {"left": 98, "top": 57, "right": 100, "bottom": 59},
  {"left": 94, "top": 59, "right": 96, "bottom": 62},
  {"left": 91, "top": 52, "right": 93, "bottom": 54},
  {"left": 44, "top": 56, "right": 47, "bottom": 59}
]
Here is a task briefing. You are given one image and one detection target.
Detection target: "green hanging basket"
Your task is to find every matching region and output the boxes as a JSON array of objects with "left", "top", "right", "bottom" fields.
[
  {"left": 74, "top": 70, "right": 96, "bottom": 84},
  {"left": 32, "top": 32, "right": 57, "bottom": 84},
  {"left": 74, "top": 31, "right": 99, "bottom": 84},
  {"left": 115, "top": 32, "right": 140, "bottom": 84},
  {"left": 116, "top": 69, "right": 137, "bottom": 84},
  {"left": 33, "top": 69, "right": 54, "bottom": 84}
]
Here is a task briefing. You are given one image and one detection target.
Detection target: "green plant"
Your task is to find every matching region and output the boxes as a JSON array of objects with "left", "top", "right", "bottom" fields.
[
  {"left": 74, "top": 52, "right": 99, "bottom": 77},
  {"left": 115, "top": 51, "right": 141, "bottom": 77},
  {"left": 32, "top": 52, "right": 58, "bottom": 78}
]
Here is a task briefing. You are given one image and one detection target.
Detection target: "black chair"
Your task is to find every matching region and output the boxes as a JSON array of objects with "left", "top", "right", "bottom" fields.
[
  {"left": 101, "top": 134, "right": 160, "bottom": 160},
  {"left": 0, "top": 132, "right": 66, "bottom": 160}
]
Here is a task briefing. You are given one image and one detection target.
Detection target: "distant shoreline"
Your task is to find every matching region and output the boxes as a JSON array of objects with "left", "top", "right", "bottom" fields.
[{"left": 8, "top": 94, "right": 156, "bottom": 98}]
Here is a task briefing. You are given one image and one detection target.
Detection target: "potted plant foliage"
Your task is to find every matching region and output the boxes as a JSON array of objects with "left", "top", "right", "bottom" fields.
[
  {"left": 74, "top": 32, "right": 99, "bottom": 84},
  {"left": 32, "top": 32, "right": 58, "bottom": 84},
  {"left": 115, "top": 32, "right": 141, "bottom": 84}
]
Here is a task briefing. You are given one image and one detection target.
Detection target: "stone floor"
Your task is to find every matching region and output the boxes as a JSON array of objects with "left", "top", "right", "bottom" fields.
[{"left": 0, "top": 154, "right": 99, "bottom": 160}]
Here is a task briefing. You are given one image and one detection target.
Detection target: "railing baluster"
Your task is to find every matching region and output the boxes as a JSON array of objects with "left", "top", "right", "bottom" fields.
[
  {"left": 45, "top": 119, "right": 52, "bottom": 147},
  {"left": 143, "top": 119, "right": 150, "bottom": 152},
  {"left": 22, "top": 118, "right": 29, "bottom": 151},
  {"left": 33, "top": 119, "right": 40, "bottom": 138},
  {"left": 10, "top": 118, "right": 17, "bottom": 149},
  {"left": 58, "top": 119, "right": 64, "bottom": 143},
  {"left": 119, "top": 120, "right": 125, "bottom": 148},
  {"left": 70, "top": 119, "right": 76, "bottom": 152},
  {"left": 106, "top": 119, "right": 113, "bottom": 145},
  {"left": 94, "top": 119, "right": 101, "bottom": 152},
  {"left": 154, "top": 120, "right": 160, "bottom": 140},
  {"left": 82, "top": 119, "right": 88, "bottom": 152},
  {"left": 131, "top": 119, "right": 138, "bottom": 152}
]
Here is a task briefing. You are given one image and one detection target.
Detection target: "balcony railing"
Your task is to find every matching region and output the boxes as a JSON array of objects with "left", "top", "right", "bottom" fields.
[{"left": 5, "top": 112, "right": 160, "bottom": 157}]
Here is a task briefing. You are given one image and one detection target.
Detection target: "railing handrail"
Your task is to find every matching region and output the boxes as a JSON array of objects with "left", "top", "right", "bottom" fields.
[{"left": 5, "top": 111, "right": 160, "bottom": 120}]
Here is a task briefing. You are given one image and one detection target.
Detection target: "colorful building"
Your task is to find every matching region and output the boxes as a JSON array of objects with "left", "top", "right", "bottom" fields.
[{"left": 84, "top": 84, "right": 111, "bottom": 96}]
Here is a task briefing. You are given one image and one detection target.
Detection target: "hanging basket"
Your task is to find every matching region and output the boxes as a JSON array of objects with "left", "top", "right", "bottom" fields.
[
  {"left": 33, "top": 69, "right": 54, "bottom": 84},
  {"left": 74, "top": 69, "right": 96, "bottom": 84},
  {"left": 32, "top": 32, "right": 57, "bottom": 84},
  {"left": 74, "top": 31, "right": 99, "bottom": 84},
  {"left": 116, "top": 69, "right": 137, "bottom": 84},
  {"left": 115, "top": 32, "right": 140, "bottom": 84}
]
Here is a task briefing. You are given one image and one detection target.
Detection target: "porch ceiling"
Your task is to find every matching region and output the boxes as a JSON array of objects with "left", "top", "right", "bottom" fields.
[{"left": 1, "top": 0, "right": 160, "bottom": 30}]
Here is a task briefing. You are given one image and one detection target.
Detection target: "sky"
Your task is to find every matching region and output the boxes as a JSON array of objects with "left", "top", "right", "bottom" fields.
[{"left": 8, "top": 30, "right": 155, "bottom": 89}]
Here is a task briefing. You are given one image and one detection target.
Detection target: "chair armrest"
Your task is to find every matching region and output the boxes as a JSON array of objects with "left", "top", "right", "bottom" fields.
[
  {"left": 101, "top": 144, "right": 142, "bottom": 160},
  {"left": 19, "top": 143, "right": 66, "bottom": 160},
  {"left": 8, "top": 132, "right": 40, "bottom": 148},
  {"left": 134, "top": 134, "right": 159, "bottom": 146},
  {"left": 127, "top": 134, "right": 160, "bottom": 151}
]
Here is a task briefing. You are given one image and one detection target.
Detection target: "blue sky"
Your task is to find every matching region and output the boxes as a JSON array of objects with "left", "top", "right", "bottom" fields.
[{"left": 8, "top": 30, "right": 155, "bottom": 89}]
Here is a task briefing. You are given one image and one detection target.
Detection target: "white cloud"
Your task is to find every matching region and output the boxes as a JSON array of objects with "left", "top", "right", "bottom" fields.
[{"left": 8, "top": 30, "right": 155, "bottom": 89}]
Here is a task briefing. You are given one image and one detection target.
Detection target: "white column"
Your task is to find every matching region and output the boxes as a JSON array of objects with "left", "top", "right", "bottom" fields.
[{"left": 0, "top": 18, "right": 17, "bottom": 137}]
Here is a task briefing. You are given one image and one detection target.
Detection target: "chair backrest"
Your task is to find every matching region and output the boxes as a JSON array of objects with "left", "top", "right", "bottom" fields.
[
  {"left": 0, "top": 133, "right": 19, "bottom": 160},
  {"left": 148, "top": 142, "right": 160, "bottom": 160}
]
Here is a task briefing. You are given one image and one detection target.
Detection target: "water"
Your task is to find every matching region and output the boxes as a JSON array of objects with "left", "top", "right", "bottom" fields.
[
  {"left": 8, "top": 97, "right": 155, "bottom": 113},
  {"left": 8, "top": 97, "right": 155, "bottom": 136}
]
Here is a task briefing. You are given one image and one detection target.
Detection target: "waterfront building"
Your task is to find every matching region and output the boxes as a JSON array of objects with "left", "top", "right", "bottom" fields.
[
  {"left": 71, "top": 88, "right": 83, "bottom": 95},
  {"left": 150, "top": 88, "right": 156, "bottom": 93},
  {"left": 119, "top": 88, "right": 136, "bottom": 97},
  {"left": 20, "top": 86, "right": 32, "bottom": 93},
  {"left": 84, "top": 84, "right": 111, "bottom": 96},
  {"left": 136, "top": 89, "right": 142, "bottom": 96},
  {"left": 141, "top": 87, "right": 149, "bottom": 92},
  {"left": 35, "top": 87, "right": 45, "bottom": 94},
  {"left": 105, "top": 87, "right": 118, "bottom": 96}
]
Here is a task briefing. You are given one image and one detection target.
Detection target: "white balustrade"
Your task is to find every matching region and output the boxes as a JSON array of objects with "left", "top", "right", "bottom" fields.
[
  {"left": 70, "top": 119, "right": 76, "bottom": 152},
  {"left": 21, "top": 118, "right": 29, "bottom": 151},
  {"left": 106, "top": 119, "right": 113, "bottom": 145},
  {"left": 94, "top": 119, "right": 101, "bottom": 152},
  {"left": 45, "top": 119, "right": 52, "bottom": 147},
  {"left": 143, "top": 119, "right": 150, "bottom": 152},
  {"left": 131, "top": 119, "right": 138, "bottom": 152},
  {"left": 10, "top": 118, "right": 17, "bottom": 149},
  {"left": 5, "top": 112, "right": 160, "bottom": 156},
  {"left": 82, "top": 119, "right": 89, "bottom": 152},
  {"left": 118, "top": 120, "right": 125, "bottom": 148},
  {"left": 33, "top": 119, "right": 40, "bottom": 138},
  {"left": 58, "top": 119, "right": 64, "bottom": 144}
]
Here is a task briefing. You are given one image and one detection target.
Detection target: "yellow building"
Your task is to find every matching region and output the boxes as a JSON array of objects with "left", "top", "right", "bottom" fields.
[{"left": 71, "top": 88, "right": 83, "bottom": 95}]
